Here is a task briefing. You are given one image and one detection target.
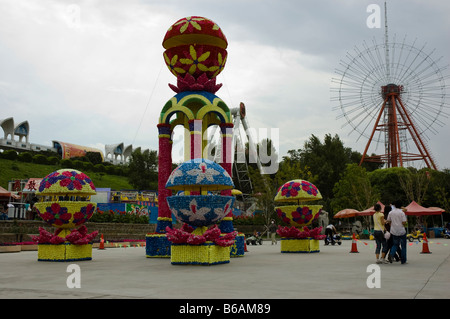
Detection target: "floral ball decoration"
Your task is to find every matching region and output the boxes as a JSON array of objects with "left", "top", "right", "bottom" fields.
[
  {"left": 274, "top": 179, "right": 322, "bottom": 228},
  {"left": 38, "top": 169, "right": 96, "bottom": 195},
  {"left": 35, "top": 201, "right": 96, "bottom": 229},
  {"left": 275, "top": 205, "right": 322, "bottom": 228},
  {"left": 34, "top": 169, "right": 97, "bottom": 229},
  {"left": 163, "top": 16, "right": 228, "bottom": 93},
  {"left": 165, "top": 158, "right": 235, "bottom": 227},
  {"left": 274, "top": 179, "right": 322, "bottom": 203},
  {"left": 165, "top": 158, "right": 234, "bottom": 192},
  {"left": 167, "top": 195, "right": 233, "bottom": 227}
]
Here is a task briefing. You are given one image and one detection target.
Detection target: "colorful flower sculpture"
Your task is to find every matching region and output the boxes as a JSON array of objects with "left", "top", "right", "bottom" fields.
[
  {"left": 166, "top": 158, "right": 235, "bottom": 227},
  {"left": 274, "top": 179, "right": 324, "bottom": 253},
  {"left": 165, "top": 158, "right": 236, "bottom": 265},
  {"left": 32, "top": 169, "right": 98, "bottom": 261}
]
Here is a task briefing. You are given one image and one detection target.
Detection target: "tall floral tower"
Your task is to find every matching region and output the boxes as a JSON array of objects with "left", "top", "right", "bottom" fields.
[{"left": 146, "top": 17, "right": 235, "bottom": 258}]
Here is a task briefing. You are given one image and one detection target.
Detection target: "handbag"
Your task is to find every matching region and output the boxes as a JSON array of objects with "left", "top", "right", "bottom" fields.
[{"left": 375, "top": 212, "right": 389, "bottom": 240}]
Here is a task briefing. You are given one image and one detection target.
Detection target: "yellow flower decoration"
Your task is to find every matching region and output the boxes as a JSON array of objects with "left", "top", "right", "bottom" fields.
[
  {"left": 164, "top": 52, "right": 186, "bottom": 76},
  {"left": 180, "top": 45, "right": 211, "bottom": 75},
  {"left": 174, "top": 16, "right": 204, "bottom": 34},
  {"left": 212, "top": 52, "right": 227, "bottom": 77}
]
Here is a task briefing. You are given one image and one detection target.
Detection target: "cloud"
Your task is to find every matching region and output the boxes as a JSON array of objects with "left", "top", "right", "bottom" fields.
[{"left": 0, "top": 0, "right": 449, "bottom": 170}]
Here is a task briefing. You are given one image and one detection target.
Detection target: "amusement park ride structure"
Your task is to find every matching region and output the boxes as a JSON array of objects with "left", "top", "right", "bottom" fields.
[
  {"left": 208, "top": 102, "right": 263, "bottom": 204},
  {"left": 332, "top": 2, "right": 449, "bottom": 169}
]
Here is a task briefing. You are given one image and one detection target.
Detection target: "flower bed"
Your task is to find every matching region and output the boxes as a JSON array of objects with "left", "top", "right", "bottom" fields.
[
  {"left": 165, "top": 224, "right": 236, "bottom": 265},
  {"left": 277, "top": 226, "right": 325, "bottom": 253},
  {"left": 171, "top": 243, "right": 230, "bottom": 265},
  {"left": 280, "top": 238, "right": 320, "bottom": 253},
  {"left": 37, "top": 243, "right": 93, "bottom": 262},
  {"left": 31, "top": 226, "right": 98, "bottom": 262},
  {"left": 89, "top": 209, "right": 149, "bottom": 224}
]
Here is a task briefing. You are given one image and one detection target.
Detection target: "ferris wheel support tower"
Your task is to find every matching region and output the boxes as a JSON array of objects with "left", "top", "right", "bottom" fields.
[{"left": 360, "top": 83, "right": 437, "bottom": 169}]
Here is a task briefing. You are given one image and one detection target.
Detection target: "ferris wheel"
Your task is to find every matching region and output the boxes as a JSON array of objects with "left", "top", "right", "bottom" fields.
[{"left": 331, "top": 4, "right": 449, "bottom": 169}]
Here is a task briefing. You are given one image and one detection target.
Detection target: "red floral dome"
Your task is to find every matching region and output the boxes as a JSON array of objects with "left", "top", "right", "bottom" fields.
[
  {"left": 163, "top": 16, "right": 227, "bottom": 50},
  {"left": 162, "top": 16, "right": 228, "bottom": 81}
]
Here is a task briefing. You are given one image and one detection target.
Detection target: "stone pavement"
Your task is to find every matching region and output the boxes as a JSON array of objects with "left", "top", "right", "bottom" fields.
[{"left": 0, "top": 238, "right": 449, "bottom": 299}]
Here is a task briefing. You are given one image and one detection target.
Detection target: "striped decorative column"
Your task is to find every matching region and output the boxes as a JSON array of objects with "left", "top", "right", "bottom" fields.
[
  {"left": 219, "top": 122, "right": 234, "bottom": 233},
  {"left": 189, "top": 119, "right": 203, "bottom": 160},
  {"left": 146, "top": 123, "right": 173, "bottom": 258},
  {"left": 156, "top": 123, "right": 173, "bottom": 233}
]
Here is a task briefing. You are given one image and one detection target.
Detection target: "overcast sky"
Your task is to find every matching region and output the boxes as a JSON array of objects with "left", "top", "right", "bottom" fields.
[{"left": 1, "top": 0, "right": 449, "bottom": 169}]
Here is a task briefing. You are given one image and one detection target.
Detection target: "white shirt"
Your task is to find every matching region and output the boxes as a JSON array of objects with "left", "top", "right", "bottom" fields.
[{"left": 387, "top": 208, "right": 407, "bottom": 236}]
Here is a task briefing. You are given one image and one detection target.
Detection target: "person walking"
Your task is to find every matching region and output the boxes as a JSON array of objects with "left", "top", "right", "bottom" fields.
[
  {"left": 373, "top": 203, "right": 388, "bottom": 264},
  {"left": 387, "top": 199, "right": 408, "bottom": 264},
  {"left": 384, "top": 205, "right": 400, "bottom": 263},
  {"left": 269, "top": 220, "right": 278, "bottom": 245}
]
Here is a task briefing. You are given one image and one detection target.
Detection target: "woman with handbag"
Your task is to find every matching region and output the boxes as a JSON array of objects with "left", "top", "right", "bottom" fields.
[{"left": 373, "top": 203, "right": 389, "bottom": 264}]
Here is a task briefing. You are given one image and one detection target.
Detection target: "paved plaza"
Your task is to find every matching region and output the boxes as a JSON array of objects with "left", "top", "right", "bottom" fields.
[{"left": 0, "top": 238, "right": 449, "bottom": 299}]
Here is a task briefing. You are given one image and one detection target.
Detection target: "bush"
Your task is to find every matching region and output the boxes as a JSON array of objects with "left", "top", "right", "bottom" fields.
[
  {"left": 60, "top": 159, "right": 73, "bottom": 168},
  {"left": 83, "top": 162, "right": 94, "bottom": 171},
  {"left": 72, "top": 160, "right": 85, "bottom": 169},
  {"left": 32, "top": 154, "right": 48, "bottom": 165},
  {"left": 94, "top": 164, "right": 106, "bottom": 173},
  {"left": 17, "top": 152, "right": 33, "bottom": 162},
  {"left": 47, "top": 156, "right": 60, "bottom": 165},
  {"left": 3, "top": 150, "right": 18, "bottom": 160}
]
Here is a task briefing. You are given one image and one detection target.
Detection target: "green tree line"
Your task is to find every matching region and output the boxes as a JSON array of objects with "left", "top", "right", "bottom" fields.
[{"left": 247, "top": 133, "right": 450, "bottom": 220}]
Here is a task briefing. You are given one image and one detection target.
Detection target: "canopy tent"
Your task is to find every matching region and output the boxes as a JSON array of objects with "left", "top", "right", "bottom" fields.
[
  {"left": 0, "top": 186, "right": 10, "bottom": 197},
  {"left": 358, "top": 201, "right": 385, "bottom": 216},
  {"left": 334, "top": 208, "right": 359, "bottom": 218},
  {"left": 404, "top": 201, "right": 445, "bottom": 216},
  {"left": 0, "top": 186, "right": 20, "bottom": 199}
]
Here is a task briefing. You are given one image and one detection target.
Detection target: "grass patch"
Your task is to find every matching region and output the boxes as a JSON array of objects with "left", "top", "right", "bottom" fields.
[{"left": 0, "top": 158, "right": 133, "bottom": 190}]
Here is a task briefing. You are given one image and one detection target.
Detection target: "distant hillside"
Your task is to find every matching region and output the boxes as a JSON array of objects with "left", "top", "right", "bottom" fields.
[{"left": 0, "top": 158, "right": 133, "bottom": 190}]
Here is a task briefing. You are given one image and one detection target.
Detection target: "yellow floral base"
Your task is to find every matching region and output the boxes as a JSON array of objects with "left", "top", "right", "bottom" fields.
[
  {"left": 171, "top": 243, "right": 231, "bottom": 265},
  {"left": 38, "top": 243, "right": 93, "bottom": 262},
  {"left": 280, "top": 238, "right": 320, "bottom": 253}
]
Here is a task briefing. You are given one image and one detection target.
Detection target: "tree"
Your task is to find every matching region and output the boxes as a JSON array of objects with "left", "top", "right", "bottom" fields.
[
  {"left": 85, "top": 151, "right": 103, "bottom": 165},
  {"left": 425, "top": 169, "right": 450, "bottom": 213},
  {"left": 127, "top": 149, "right": 158, "bottom": 190},
  {"left": 331, "top": 163, "right": 380, "bottom": 213},
  {"left": 248, "top": 152, "right": 313, "bottom": 228},
  {"left": 398, "top": 167, "right": 431, "bottom": 205},
  {"left": 368, "top": 167, "right": 409, "bottom": 205},
  {"left": 286, "top": 134, "right": 358, "bottom": 211}
]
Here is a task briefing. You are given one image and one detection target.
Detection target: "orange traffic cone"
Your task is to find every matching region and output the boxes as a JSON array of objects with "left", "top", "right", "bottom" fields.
[
  {"left": 420, "top": 232, "right": 431, "bottom": 254},
  {"left": 98, "top": 234, "right": 105, "bottom": 250},
  {"left": 349, "top": 233, "right": 359, "bottom": 253},
  {"left": 244, "top": 241, "right": 248, "bottom": 252}
]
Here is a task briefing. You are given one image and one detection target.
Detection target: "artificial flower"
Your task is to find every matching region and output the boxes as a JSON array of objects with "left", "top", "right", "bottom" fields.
[
  {"left": 186, "top": 161, "right": 220, "bottom": 183},
  {"left": 180, "top": 45, "right": 212, "bottom": 75},
  {"left": 174, "top": 16, "right": 204, "bottom": 34}
]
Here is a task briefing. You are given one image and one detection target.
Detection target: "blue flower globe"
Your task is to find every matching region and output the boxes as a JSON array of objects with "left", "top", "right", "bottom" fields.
[{"left": 165, "top": 158, "right": 235, "bottom": 227}]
